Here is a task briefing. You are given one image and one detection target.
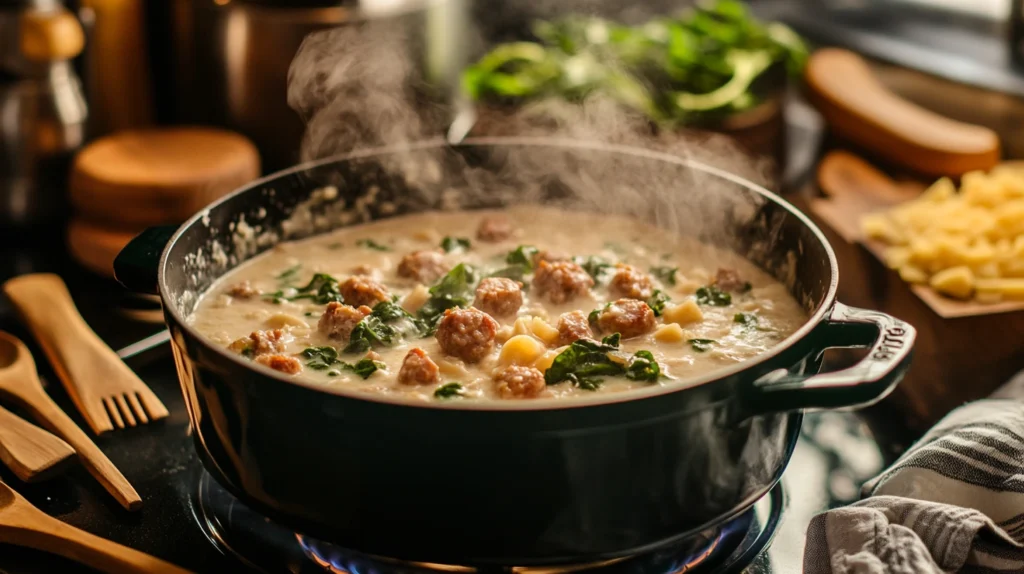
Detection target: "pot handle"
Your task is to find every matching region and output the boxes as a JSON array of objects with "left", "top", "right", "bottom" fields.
[
  {"left": 113, "top": 226, "right": 177, "bottom": 295},
  {"left": 747, "top": 302, "right": 915, "bottom": 414}
]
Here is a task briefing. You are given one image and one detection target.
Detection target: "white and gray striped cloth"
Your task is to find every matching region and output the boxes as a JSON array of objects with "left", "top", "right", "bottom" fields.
[{"left": 804, "top": 399, "right": 1024, "bottom": 574}]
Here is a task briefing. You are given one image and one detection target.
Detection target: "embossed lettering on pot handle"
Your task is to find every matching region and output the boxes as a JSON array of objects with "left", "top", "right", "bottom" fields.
[{"left": 748, "top": 302, "right": 916, "bottom": 414}]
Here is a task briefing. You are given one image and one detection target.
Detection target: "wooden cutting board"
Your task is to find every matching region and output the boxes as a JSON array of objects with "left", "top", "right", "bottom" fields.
[{"left": 810, "top": 151, "right": 1024, "bottom": 318}]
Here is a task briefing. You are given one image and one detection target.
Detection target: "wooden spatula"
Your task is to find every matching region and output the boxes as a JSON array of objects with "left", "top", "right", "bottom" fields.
[
  {"left": 0, "top": 479, "right": 191, "bottom": 573},
  {"left": 805, "top": 48, "right": 1001, "bottom": 177},
  {"left": 0, "top": 331, "right": 141, "bottom": 511},
  {"left": 0, "top": 404, "right": 75, "bottom": 483},
  {"left": 2, "top": 273, "right": 169, "bottom": 434}
]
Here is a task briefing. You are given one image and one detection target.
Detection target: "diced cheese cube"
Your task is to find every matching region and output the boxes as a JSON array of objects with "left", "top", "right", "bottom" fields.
[
  {"left": 654, "top": 323, "right": 684, "bottom": 343},
  {"left": 662, "top": 298, "right": 703, "bottom": 326}
]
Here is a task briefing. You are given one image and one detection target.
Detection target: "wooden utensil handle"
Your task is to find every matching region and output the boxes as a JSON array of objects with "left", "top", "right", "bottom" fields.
[
  {"left": 804, "top": 48, "right": 1000, "bottom": 177},
  {"left": 0, "top": 405, "right": 75, "bottom": 483},
  {"left": 3, "top": 274, "right": 113, "bottom": 402},
  {"left": 6, "top": 510, "right": 193, "bottom": 573},
  {"left": 20, "top": 394, "right": 142, "bottom": 511}
]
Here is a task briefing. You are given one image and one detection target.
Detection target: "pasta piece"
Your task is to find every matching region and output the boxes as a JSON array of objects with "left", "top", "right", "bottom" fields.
[
  {"left": 929, "top": 266, "right": 974, "bottom": 299},
  {"left": 498, "top": 335, "right": 547, "bottom": 367},
  {"left": 662, "top": 298, "right": 703, "bottom": 326}
]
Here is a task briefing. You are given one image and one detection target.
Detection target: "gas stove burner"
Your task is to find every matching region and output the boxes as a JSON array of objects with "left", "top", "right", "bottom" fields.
[{"left": 192, "top": 471, "right": 784, "bottom": 574}]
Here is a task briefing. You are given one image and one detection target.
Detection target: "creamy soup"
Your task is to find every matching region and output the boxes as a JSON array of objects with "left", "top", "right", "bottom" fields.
[{"left": 189, "top": 206, "right": 807, "bottom": 402}]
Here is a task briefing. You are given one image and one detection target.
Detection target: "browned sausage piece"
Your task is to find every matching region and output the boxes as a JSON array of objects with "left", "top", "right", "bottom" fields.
[
  {"left": 532, "top": 260, "right": 594, "bottom": 304},
  {"left": 340, "top": 275, "right": 390, "bottom": 308},
  {"left": 473, "top": 277, "right": 523, "bottom": 318},
  {"left": 476, "top": 215, "right": 514, "bottom": 242},
  {"left": 714, "top": 268, "right": 746, "bottom": 291},
  {"left": 226, "top": 280, "right": 259, "bottom": 299},
  {"left": 318, "top": 302, "right": 372, "bottom": 340},
  {"left": 397, "top": 250, "right": 450, "bottom": 284},
  {"left": 398, "top": 348, "right": 440, "bottom": 385},
  {"left": 435, "top": 307, "right": 498, "bottom": 363},
  {"left": 229, "top": 329, "right": 288, "bottom": 356},
  {"left": 255, "top": 354, "right": 303, "bottom": 375},
  {"left": 596, "top": 299, "right": 656, "bottom": 339},
  {"left": 494, "top": 365, "right": 546, "bottom": 399},
  {"left": 533, "top": 250, "right": 570, "bottom": 265},
  {"left": 609, "top": 264, "right": 654, "bottom": 300},
  {"left": 556, "top": 310, "right": 594, "bottom": 346}
]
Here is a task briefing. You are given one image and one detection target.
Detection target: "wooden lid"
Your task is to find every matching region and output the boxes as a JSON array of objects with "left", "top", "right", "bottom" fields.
[
  {"left": 70, "top": 127, "right": 260, "bottom": 227},
  {"left": 67, "top": 218, "right": 138, "bottom": 279}
]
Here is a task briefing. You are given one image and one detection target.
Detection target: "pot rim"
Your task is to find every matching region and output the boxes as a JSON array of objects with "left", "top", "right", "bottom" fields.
[{"left": 160, "top": 136, "right": 840, "bottom": 412}]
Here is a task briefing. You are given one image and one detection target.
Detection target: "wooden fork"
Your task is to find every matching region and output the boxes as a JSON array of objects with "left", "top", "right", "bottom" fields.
[
  {"left": 0, "top": 480, "right": 191, "bottom": 573},
  {"left": 3, "top": 274, "right": 169, "bottom": 435}
]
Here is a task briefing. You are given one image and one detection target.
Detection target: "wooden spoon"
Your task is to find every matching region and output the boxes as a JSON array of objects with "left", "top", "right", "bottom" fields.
[
  {"left": 0, "top": 332, "right": 141, "bottom": 511},
  {"left": 0, "top": 479, "right": 192, "bottom": 573},
  {"left": 0, "top": 405, "right": 75, "bottom": 484}
]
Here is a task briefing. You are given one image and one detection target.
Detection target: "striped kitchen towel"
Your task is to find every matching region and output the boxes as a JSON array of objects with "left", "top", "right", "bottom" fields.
[{"left": 804, "top": 399, "right": 1024, "bottom": 574}]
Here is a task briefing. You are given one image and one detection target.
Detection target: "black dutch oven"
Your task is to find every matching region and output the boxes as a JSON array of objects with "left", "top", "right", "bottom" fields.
[{"left": 114, "top": 138, "right": 915, "bottom": 566}]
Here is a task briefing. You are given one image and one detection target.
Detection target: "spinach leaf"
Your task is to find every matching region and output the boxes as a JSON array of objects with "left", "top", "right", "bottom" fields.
[
  {"left": 267, "top": 273, "right": 343, "bottom": 305},
  {"left": 349, "top": 358, "right": 385, "bottom": 379},
  {"left": 734, "top": 312, "right": 758, "bottom": 328},
  {"left": 276, "top": 264, "right": 302, "bottom": 282},
  {"left": 601, "top": 333, "right": 621, "bottom": 347},
  {"left": 355, "top": 238, "right": 391, "bottom": 251},
  {"left": 417, "top": 263, "right": 478, "bottom": 330},
  {"left": 544, "top": 338, "right": 624, "bottom": 387},
  {"left": 647, "top": 290, "right": 671, "bottom": 316},
  {"left": 506, "top": 245, "right": 539, "bottom": 269},
  {"left": 625, "top": 350, "right": 660, "bottom": 382},
  {"left": 441, "top": 236, "right": 472, "bottom": 253},
  {"left": 370, "top": 300, "right": 430, "bottom": 337},
  {"left": 650, "top": 266, "right": 677, "bottom": 286},
  {"left": 488, "top": 266, "right": 527, "bottom": 282},
  {"left": 574, "top": 255, "right": 613, "bottom": 282},
  {"left": 739, "top": 281, "right": 753, "bottom": 293},
  {"left": 688, "top": 338, "right": 717, "bottom": 352},
  {"left": 696, "top": 285, "right": 731, "bottom": 306},
  {"left": 343, "top": 316, "right": 398, "bottom": 354},
  {"left": 434, "top": 382, "right": 465, "bottom": 399},
  {"left": 301, "top": 346, "right": 385, "bottom": 379},
  {"left": 588, "top": 303, "right": 610, "bottom": 325}
]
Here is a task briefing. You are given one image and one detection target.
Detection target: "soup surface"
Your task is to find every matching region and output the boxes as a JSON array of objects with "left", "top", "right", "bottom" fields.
[{"left": 189, "top": 206, "right": 808, "bottom": 401}]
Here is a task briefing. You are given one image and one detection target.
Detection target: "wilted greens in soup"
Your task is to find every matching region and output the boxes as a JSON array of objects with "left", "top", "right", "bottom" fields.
[{"left": 188, "top": 206, "right": 807, "bottom": 401}]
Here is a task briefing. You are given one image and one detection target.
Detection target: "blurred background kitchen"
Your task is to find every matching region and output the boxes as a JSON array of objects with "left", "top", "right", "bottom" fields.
[{"left": 3, "top": 0, "right": 1024, "bottom": 441}]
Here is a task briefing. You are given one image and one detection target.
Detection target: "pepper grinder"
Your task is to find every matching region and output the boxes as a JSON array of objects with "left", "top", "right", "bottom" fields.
[{"left": 0, "top": 0, "right": 88, "bottom": 229}]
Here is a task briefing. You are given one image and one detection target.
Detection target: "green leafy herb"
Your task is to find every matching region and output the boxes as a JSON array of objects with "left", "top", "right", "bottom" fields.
[
  {"left": 506, "top": 245, "right": 539, "bottom": 269},
  {"left": 301, "top": 346, "right": 385, "bottom": 379},
  {"left": 647, "top": 290, "right": 671, "bottom": 316},
  {"left": 488, "top": 266, "right": 527, "bottom": 282},
  {"left": 343, "top": 316, "right": 398, "bottom": 354},
  {"left": 688, "top": 338, "right": 717, "bottom": 352},
  {"left": 625, "top": 350, "right": 660, "bottom": 382},
  {"left": 588, "top": 303, "right": 610, "bottom": 325},
  {"left": 434, "top": 382, "right": 465, "bottom": 399},
  {"left": 545, "top": 339, "right": 661, "bottom": 389},
  {"left": 601, "top": 333, "right": 621, "bottom": 347},
  {"left": 696, "top": 285, "right": 732, "bottom": 306},
  {"left": 739, "top": 281, "right": 753, "bottom": 293},
  {"left": 574, "top": 255, "right": 613, "bottom": 282},
  {"left": 356, "top": 238, "right": 391, "bottom": 251},
  {"left": 650, "top": 266, "right": 678, "bottom": 286},
  {"left": 734, "top": 312, "right": 758, "bottom": 328},
  {"left": 441, "top": 236, "right": 472, "bottom": 253},
  {"left": 370, "top": 300, "right": 429, "bottom": 337},
  {"left": 461, "top": 1, "right": 808, "bottom": 124},
  {"left": 349, "top": 358, "right": 385, "bottom": 379},
  {"left": 417, "top": 263, "right": 478, "bottom": 330},
  {"left": 276, "top": 264, "right": 302, "bottom": 282},
  {"left": 240, "top": 344, "right": 255, "bottom": 358},
  {"left": 266, "top": 273, "right": 343, "bottom": 305}
]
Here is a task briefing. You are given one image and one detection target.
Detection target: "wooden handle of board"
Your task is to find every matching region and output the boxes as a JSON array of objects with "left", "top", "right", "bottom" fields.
[
  {"left": 0, "top": 405, "right": 76, "bottom": 484},
  {"left": 0, "top": 486, "right": 193, "bottom": 573},
  {"left": 804, "top": 48, "right": 1001, "bottom": 177}
]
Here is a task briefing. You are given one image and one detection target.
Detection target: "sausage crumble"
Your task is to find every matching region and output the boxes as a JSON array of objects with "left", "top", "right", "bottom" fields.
[
  {"left": 435, "top": 307, "right": 498, "bottom": 363},
  {"left": 474, "top": 277, "right": 524, "bottom": 318},
  {"left": 532, "top": 260, "right": 594, "bottom": 304}
]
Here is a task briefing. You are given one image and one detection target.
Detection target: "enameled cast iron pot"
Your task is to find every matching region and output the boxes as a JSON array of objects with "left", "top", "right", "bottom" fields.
[{"left": 115, "top": 138, "right": 915, "bottom": 566}]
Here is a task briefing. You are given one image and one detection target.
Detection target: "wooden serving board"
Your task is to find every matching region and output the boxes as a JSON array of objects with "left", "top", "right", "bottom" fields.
[{"left": 810, "top": 151, "right": 1024, "bottom": 319}]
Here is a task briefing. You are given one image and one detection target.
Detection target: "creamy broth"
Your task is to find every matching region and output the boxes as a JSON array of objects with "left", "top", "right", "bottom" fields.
[{"left": 188, "top": 206, "right": 807, "bottom": 402}]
